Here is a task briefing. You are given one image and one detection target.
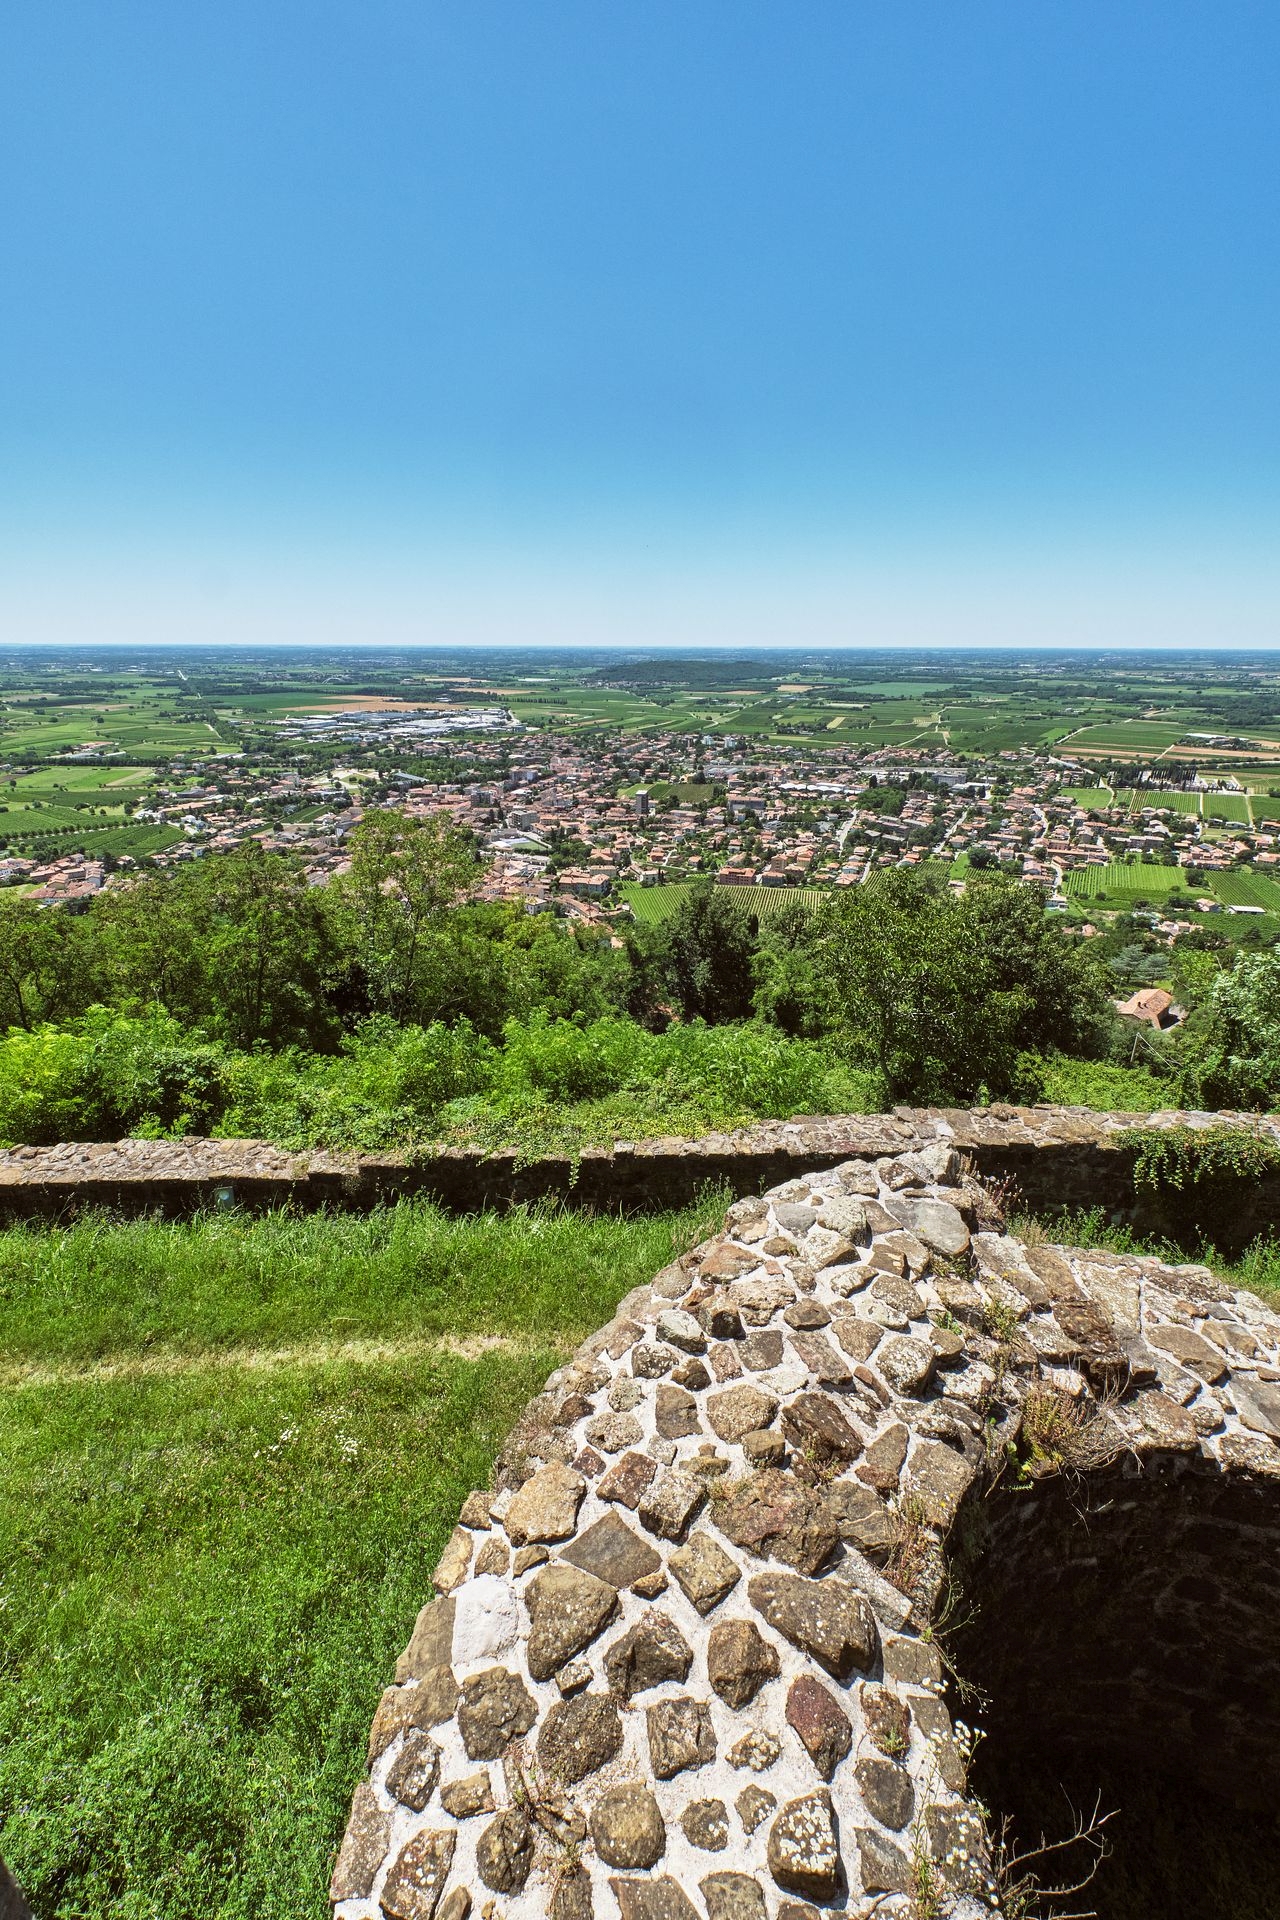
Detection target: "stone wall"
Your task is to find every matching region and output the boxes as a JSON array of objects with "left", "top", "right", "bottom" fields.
[
  {"left": 2, "top": 1105, "right": 1280, "bottom": 1240},
  {"left": 329, "top": 1143, "right": 1280, "bottom": 1920}
]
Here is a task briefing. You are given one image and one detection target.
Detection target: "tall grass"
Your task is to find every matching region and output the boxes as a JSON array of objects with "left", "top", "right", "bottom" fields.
[{"left": 0, "top": 1195, "right": 726, "bottom": 1920}]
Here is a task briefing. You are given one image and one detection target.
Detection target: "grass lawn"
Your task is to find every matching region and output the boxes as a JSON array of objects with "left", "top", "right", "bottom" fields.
[{"left": 0, "top": 1196, "right": 725, "bottom": 1920}]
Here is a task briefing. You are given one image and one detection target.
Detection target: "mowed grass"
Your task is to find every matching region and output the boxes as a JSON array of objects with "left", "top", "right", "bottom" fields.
[{"left": 0, "top": 1197, "right": 725, "bottom": 1920}]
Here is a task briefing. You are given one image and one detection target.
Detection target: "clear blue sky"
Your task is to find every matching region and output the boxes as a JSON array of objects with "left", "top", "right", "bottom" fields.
[{"left": 2, "top": 2, "right": 1278, "bottom": 648}]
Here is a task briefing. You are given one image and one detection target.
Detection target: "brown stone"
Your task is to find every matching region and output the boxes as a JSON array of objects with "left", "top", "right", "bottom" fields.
[
  {"left": 604, "top": 1610, "right": 694, "bottom": 1697},
  {"left": 433, "top": 1526, "right": 472, "bottom": 1593},
  {"left": 781, "top": 1392, "right": 863, "bottom": 1467},
  {"left": 742, "top": 1427, "right": 787, "bottom": 1468},
  {"left": 396, "top": 1594, "right": 456, "bottom": 1683},
  {"left": 368, "top": 1672, "right": 458, "bottom": 1766},
  {"left": 713, "top": 1470, "right": 838, "bottom": 1574},
  {"left": 476, "top": 1810, "right": 533, "bottom": 1895},
  {"left": 632, "top": 1566, "right": 669, "bottom": 1598},
  {"left": 437, "top": 1890, "right": 470, "bottom": 1920},
  {"left": 875, "top": 1335, "right": 937, "bottom": 1397},
  {"left": 681, "top": 1799, "right": 730, "bottom": 1850},
  {"left": 741, "top": 1329, "right": 785, "bottom": 1370},
  {"left": 386, "top": 1729, "right": 441, "bottom": 1811},
  {"left": 639, "top": 1468, "right": 706, "bottom": 1540},
  {"left": 647, "top": 1697, "right": 716, "bottom": 1778},
  {"left": 748, "top": 1571, "right": 878, "bottom": 1679},
  {"left": 832, "top": 1317, "right": 882, "bottom": 1363},
  {"left": 586, "top": 1411, "right": 645, "bottom": 1453},
  {"left": 329, "top": 1783, "right": 391, "bottom": 1901},
  {"left": 697, "top": 1298, "right": 745, "bottom": 1341},
  {"left": 673, "top": 1356, "right": 713, "bottom": 1391},
  {"left": 707, "top": 1383, "right": 778, "bottom": 1443},
  {"left": 707, "top": 1617, "right": 781, "bottom": 1708},
  {"left": 1147, "top": 1324, "right": 1229, "bottom": 1384},
  {"left": 788, "top": 1330, "right": 854, "bottom": 1385},
  {"left": 379, "top": 1829, "right": 456, "bottom": 1920},
  {"left": 735, "top": 1785, "right": 777, "bottom": 1834},
  {"left": 857, "top": 1421, "right": 909, "bottom": 1491},
  {"left": 701, "top": 1872, "right": 767, "bottom": 1920},
  {"left": 710, "top": 1340, "right": 745, "bottom": 1379},
  {"left": 1022, "top": 1246, "right": 1083, "bottom": 1303},
  {"left": 456, "top": 1667, "right": 537, "bottom": 1760},
  {"left": 633, "top": 1342, "right": 678, "bottom": 1377},
  {"left": 881, "top": 1636, "right": 942, "bottom": 1687},
  {"left": 561, "top": 1511, "right": 662, "bottom": 1589},
  {"left": 701, "top": 1244, "right": 758, "bottom": 1281},
  {"left": 785, "top": 1300, "right": 831, "bottom": 1330},
  {"left": 591, "top": 1784, "right": 666, "bottom": 1868},
  {"left": 655, "top": 1382, "right": 701, "bottom": 1439},
  {"left": 537, "top": 1692, "right": 624, "bottom": 1785},
  {"left": 855, "top": 1756, "right": 915, "bottom": 1829},
  {"left": 513, "top": 1544, "right": 549, "bottom": 1575},
  {"left": 862, "top": 1684, "right": 911, "bottom": 1758},
  {"left": 855, "top": 1827, "right": 913, "bottom": 1894},
  {"left": 503, "top": 1462, "right": 586, "bottom": 1545},
  {"left": 473, "top": 1536, "right": 509, "bottom": 1577},
  {"left": 440, "top": 1771, "right": 495, "bottom": 1818},
  {"left": 552, "top": 1866, "right": 594, "bottom": 1920},
  {"left": 767, "top": 1792, "right": 840, "bottom": 1900},
  {"left": 786, "top": 1674, "right": 852, "bottom": 1781},
  {"left": 609, "top": 1877, "right": 700, "bottom": 1920},
  {"left": 907, "top": 1440, "right": 977, "bottom": 1527},
  {"left": 525, "top": 1563, "right": 619, "bottom": 1680},
  {"left": 670, "top": 1530, "right": 741, "bottom": 1613},
  {"left": 728, "top": 1729, "right": 783, "bottom": 1771},
  {"left": 823, "top": 1481, "right": 895, "bottom": 1555},
  {"left": 458, "top": 1490, "right": 493, "bottom": 1528}
]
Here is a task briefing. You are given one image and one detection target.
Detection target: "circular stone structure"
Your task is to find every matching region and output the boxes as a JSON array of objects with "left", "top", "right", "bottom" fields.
[{"left": 331, "top": 1148, "right": 1280, "bottom": 1920}]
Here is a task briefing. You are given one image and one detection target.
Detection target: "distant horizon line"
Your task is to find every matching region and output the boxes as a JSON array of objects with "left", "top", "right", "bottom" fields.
[{"left": 4, "top": 640, "right": 1280, "bottom": 658}]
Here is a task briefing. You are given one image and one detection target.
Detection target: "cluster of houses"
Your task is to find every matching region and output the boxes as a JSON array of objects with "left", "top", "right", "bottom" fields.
[{"left": 3, "top": 723, "right": 1279, "bottom": 934}]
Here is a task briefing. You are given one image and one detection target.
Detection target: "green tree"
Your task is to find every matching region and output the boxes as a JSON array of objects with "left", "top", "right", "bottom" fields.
[
  {"left": 96, "top": 847, "right": 335, "bottom": 1049},
  {"left": 812, "top": 870, "right": 1108, "bottom": 1101},
  {"left": 658, "top": 882, "right": 759, "bottom": 1024},
  {"left": 333, "top": 811, "right": 480, "bottom": 1021},
  {"left": 0, "top": 894, "right": 96, "bottom": 1030}
]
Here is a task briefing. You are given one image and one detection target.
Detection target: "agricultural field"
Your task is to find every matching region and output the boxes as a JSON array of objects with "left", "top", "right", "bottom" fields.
[
  {"left": 0, "top": 1197, "right": 724, "bottom": 1920},
  {"left": 618, "top": 879, "right": 831, "bottom": 924},
  {"left": 1063, "top": 862, "right": 1195, "bottom": 902}
]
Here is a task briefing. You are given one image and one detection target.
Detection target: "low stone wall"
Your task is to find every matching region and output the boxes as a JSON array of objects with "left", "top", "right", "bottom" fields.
[
  {"left": 330, "top": 1144, "right": 1280, "bottom": 1920},
  {"left": 2, "top": 1105, "right": 1279, "bottom": 1234}
]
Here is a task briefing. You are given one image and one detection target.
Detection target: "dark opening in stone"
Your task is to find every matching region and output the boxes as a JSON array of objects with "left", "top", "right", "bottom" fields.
[{"left": 951, "top": 1463, "right": 1280, "bottom": 1920}]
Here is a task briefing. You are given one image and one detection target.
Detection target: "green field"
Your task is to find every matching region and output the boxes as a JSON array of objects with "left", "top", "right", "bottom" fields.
[
  {"left": 1063, "top": 862, "right": 1191, "bottom": 901},
  {"left": 0, "top": 1197, "right": 722, "bottom": 1920},
  {"left": 1202, "top": 793, "right": 1250, "bottom": 824},
  {"left": 618, "top": 879, "right": 830, "bottom": 923}
]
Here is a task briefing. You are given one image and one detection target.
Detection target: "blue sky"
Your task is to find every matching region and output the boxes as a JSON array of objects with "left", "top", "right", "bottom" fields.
[{"left": 2, "top": 1, "right": 1278, "bottom": 648}]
